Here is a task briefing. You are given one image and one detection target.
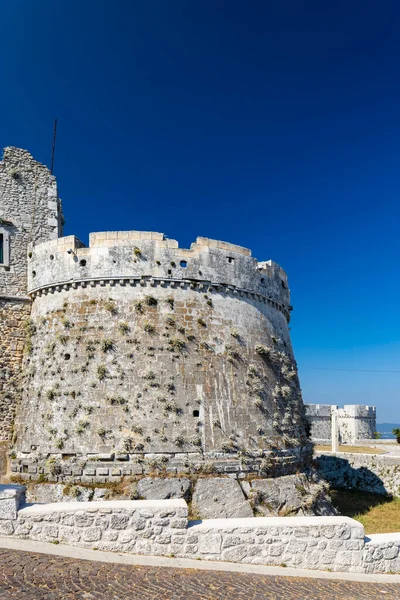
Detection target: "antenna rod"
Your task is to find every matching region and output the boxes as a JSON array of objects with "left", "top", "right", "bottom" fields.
[{"left": 50, "top": 118, "right": 58, "bottom": 174}]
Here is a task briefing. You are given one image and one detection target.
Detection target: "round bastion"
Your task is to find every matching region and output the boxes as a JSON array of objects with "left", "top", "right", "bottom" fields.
[{"left": 12, "top": 231, "right": 312, "bottom": 490}]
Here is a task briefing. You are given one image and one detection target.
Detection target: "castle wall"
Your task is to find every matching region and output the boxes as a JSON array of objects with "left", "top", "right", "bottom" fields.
[
  {"left": 12, "top": 232, "right": 310, "bottom": 480},
  {"left": 0, "top": 148, "right": 63, "bottom": 443},
  {"left": 305, "top": 404, "right": 377, "bottom": 443},
  {"left": 0, "top": 298, "right": 31, "bottom": 442}
]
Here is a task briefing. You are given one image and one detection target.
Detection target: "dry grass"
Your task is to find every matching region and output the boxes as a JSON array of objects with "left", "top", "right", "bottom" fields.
[
  {"left": 315, "top": 445, "right": 385, "bottom": 455},
  {"left": 331, "top": 489, "right": 400, "bottom": 534}
]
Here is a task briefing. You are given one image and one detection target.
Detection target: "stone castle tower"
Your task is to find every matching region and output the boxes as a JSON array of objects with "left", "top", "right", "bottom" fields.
[
  {"left": 0, "top": 148, "right": 63, "bottom": 442},
  {"left": 1, "top": 148, "right": 325, "bottom": 517}
]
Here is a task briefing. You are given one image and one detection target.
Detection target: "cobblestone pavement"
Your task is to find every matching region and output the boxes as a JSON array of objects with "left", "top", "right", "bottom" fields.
[{"left": 0, "top": 549, "right": 399, "bottom": 600}]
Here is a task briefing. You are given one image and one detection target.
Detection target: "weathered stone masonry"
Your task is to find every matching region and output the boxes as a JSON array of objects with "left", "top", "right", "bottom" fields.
[
  {"left": 12, "top": 230, "right": 311, "bottom": 482},
  {"left": 0, "top": 147, "right": 63, "bottom": 444},
  {"left": 0, "top": 298, "right": 30, "bottom": 441}
]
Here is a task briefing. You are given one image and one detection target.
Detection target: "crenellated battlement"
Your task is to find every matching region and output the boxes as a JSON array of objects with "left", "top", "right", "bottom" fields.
[{"left": 27, "top": 232, "right": 290, "bottom": 317}]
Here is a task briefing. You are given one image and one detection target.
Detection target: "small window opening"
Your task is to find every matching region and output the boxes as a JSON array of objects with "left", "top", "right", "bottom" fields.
[
  {"left": 168, "top": 269, "right": 172, "bottom": 275},
  {"left": 0, "top": 234, "right": 3, "bottom": 264},
  {"left": 193, "top": 410, "right": 199, "bottom": 417},
  {"left": 180, "top": 260, "right": 187, "bottom": 268},
  {"left": 260, "top": 278, "right": 265, "bottom": 284},
  {"left": 32, "top": 270, "right": 36, "bottom": 278},
  {"left": 64, "top": 353, "right": 71, "bottom": 360},
  {"left": 281, "top": 280, "right": 287, "bottom": 289},
  {"left": 227, "top": 257, "right": 234, "bottom": 264},
  {"left": 199, "top": 270, "right": 202, "bottom": 276},
  {"left": 49, "top": 254, "right": 54, "bottom": 261},
  {"left": 80, "top": 259, "right": 87, "bottom": 267}
]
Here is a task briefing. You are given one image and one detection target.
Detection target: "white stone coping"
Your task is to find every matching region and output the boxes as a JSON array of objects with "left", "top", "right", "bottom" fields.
[
  {"left": 18, "top": 498, "right": 187, "bottom": 516},
  {"left": 365, "top": 532, "right": 400, "bottom": 545},
  {"left": 188, "top": 515, "right": 359, "bottom": 530}
]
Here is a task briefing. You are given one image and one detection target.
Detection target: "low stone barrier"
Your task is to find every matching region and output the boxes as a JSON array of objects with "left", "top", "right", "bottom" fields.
[
  {"left": 1, "top": 485, "right": 400, "bottom": 574},
  {"left": 315, "top": 452, "right": 400, "bottom": 497}
]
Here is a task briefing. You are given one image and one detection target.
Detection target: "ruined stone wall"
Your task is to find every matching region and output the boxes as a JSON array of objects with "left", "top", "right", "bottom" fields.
[
  {"left": 13, "top": 232, "right": 310, "bottom": 480},
  {"left": 0, "top": 147, "right": 63, "bottom": 443},
  {"left": 315, "top": 452, "right": 400, "bottom": 497},
  {"left": 0, "top": 147, "right": 63, "bottom": 297}
]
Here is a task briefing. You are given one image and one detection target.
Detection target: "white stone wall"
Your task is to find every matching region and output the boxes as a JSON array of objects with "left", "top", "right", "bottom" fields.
[
  {"left": 1, "top": 485, "right": 400, "bottom": 574},
  {"left": 305, "top": 404, "right": 377, "bottom": 443}
]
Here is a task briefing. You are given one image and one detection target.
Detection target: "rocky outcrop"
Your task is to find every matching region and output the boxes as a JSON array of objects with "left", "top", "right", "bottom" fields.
[{"left": 243, "top": 472, "right": 336, "bottom": 516}]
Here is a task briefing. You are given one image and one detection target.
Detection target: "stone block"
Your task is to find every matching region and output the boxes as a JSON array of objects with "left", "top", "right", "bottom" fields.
[
  {"left": 137, "top": 478, "right": 191, "bottom": 500},
  {"left": 0, "top": 485, "right": 26, "bottom": 520},
  {"left": 110, "top": 514, "right": 129, "bottom": 529},
  {"left": 192, "top": 478, "right": 253, "bottom": 519},
  {"left": 198, "top": 533, "right": 222, "bottom": 554}
]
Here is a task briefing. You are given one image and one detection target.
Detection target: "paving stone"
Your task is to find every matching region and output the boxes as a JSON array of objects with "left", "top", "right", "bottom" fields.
[{"left": 0, "top": 548, "right": 398, "bottom": 599}]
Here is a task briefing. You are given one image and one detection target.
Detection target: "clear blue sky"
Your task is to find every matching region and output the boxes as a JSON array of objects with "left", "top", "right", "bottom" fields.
[{"left": 1, "top": 1, "right": 399, "bottom": 421}]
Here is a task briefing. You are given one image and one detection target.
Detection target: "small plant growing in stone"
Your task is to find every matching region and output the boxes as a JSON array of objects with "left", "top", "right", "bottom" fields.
[
  {"left": 134, "top": 299, "right": 144, "bottom": 314},
  {"left": 281, "top": 385, "right": 292, "bottom": 399},
  {"left": 166, "top": 383, "right": 175, "bottom": 392},
  {"left": 191, "top": 435, "right": 202, "bottom": 447},
  {"left": 46, "top": 389, "right": 56, "bottom": 401},
  {"left": 56, "top": 439, "right": 64, "bottom": 450},
  {"left": 143, "top": 370, "right": 156, "bottom": 380},
  {"left": 166, "top": 317, "right": 176, "bottom": 327},
  {"left": 255, "top": 344, "right": 271, "bottom": 357},
  {"left": 10, "top": 169, "right": 21, "bottom": 180},
  {"left": 104, "top": 299, "right": 118, "bottom": 315},
  {"left": 57, "top": 334, "right": 69, "bottom": 345},
  {"left": 143, "top": 321, "right": 155, "bottom": 334},
  {"left": 76, "top": 420, "right": 89, "bottom": 434},
  {"left": 248, "top": 364, "right": 259, "bottom": 376},
  {"left": 169, "top": 338, "right": 186, "bottom": 352},
  {"left": 271, "top": 335, "right": 278, "bottom": 343},
  {"left": 134, "top": 247, "right": 142, "bottom": 257},
  {"left": 45, "top": 342, "right": 56, "bottom": 356},
  {"left": 197, "top": 318, "right": 206, "bottom": 328},
  {"left": 165, "top": 297, "right": 174, "bottom": 308},
  {"left": 135, "top": 442, "right": 145, "bottom": 451},
  {"left": 145, "top": 295, "right": 157, "bottom": 307},
  {"left": 170, "top": 261, "right": 176, "bottom": 267},
  {"left": 97, "top": 427, "right": 107, "bottom": 437},
  {"left": 174, "top": 434, "right": 185, "bottom": 447},
  {"left": 118, "top": 322, "right": 130, "bottom": 334},
  {"left": 254, "top": 398, "right": 264, "bottom": 409},
  {"left": 97, "top": 365, "right": 107, "bottom": 381},
  {"left": 101, "top": 339, "right": 114, "bottom": 352},
  {"left": 221, "top": 441, "right": 234, "bottom": 453},
  {"left": 61, "top": 317, "right": 71, "bottom": 329},
  {"left": 206, "top": 299, "right": 213, "bottom": 308}
]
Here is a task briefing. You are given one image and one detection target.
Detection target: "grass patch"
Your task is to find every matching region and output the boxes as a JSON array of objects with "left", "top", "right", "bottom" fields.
[
  {"left": 331, "top": 488, "right": 400, "bottom": 534},
  {"left": 315, "top": 445, "right": 385, "bottom": 455}
]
